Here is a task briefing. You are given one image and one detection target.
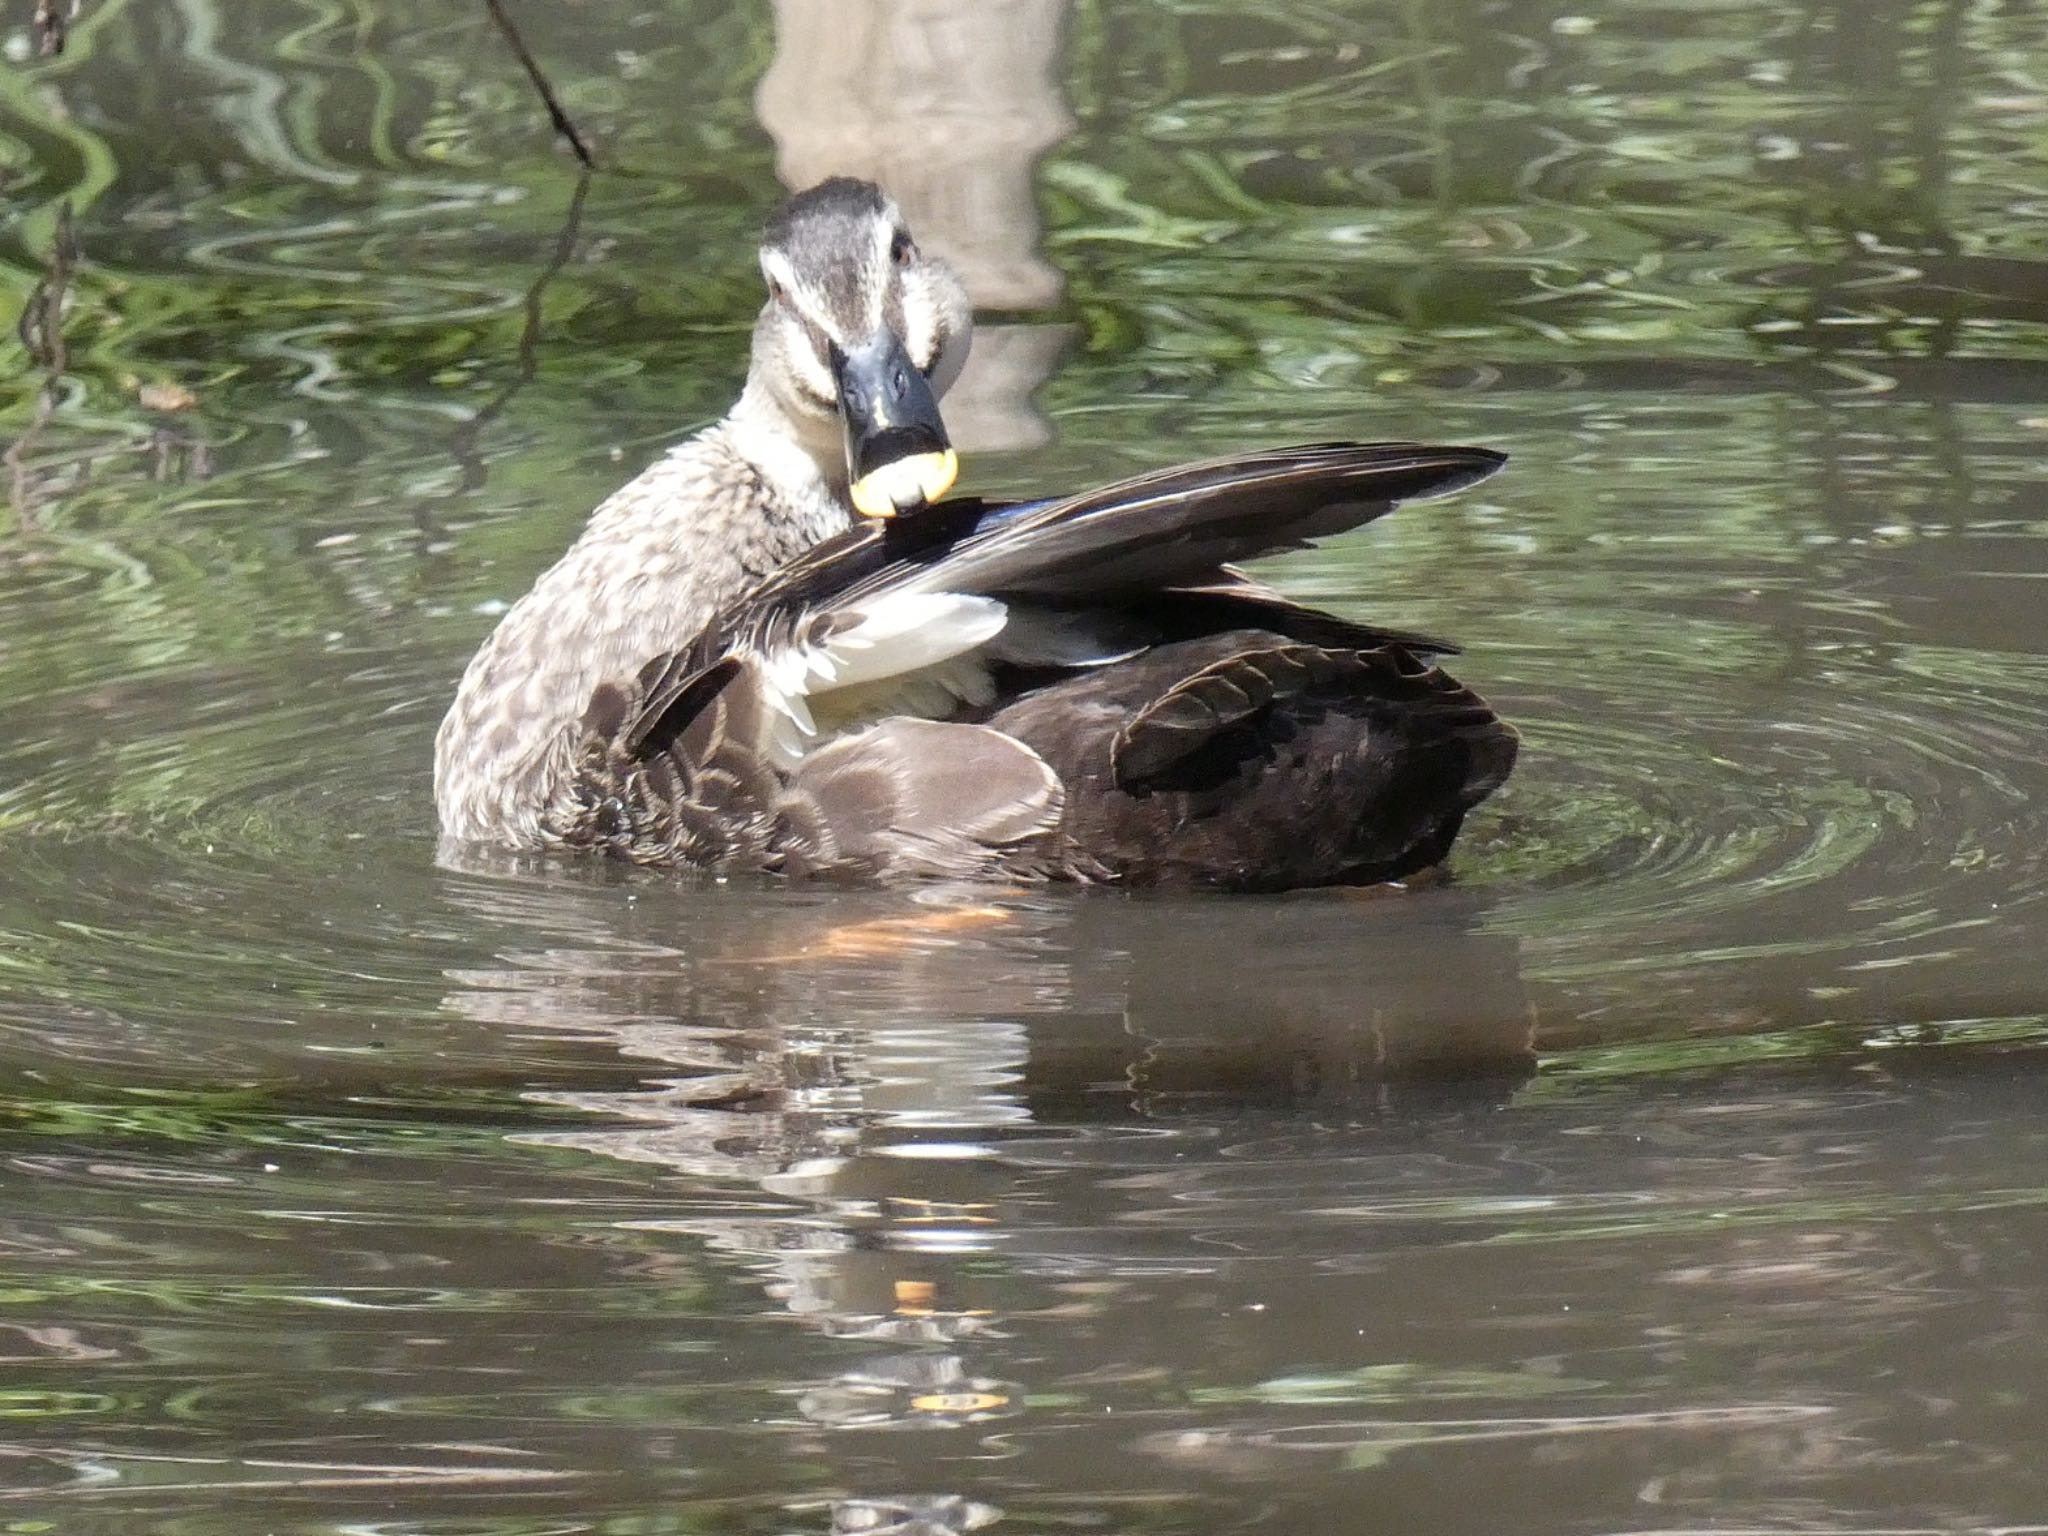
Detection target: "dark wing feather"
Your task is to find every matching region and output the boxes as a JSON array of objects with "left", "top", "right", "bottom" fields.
[
  {"left": 1110, "top": 644, "right": 1325, "bottom": 784},
  {"left": 764, "top": 441, "right": 1505, "bottom": 614},
  {"left": 628, "top": 655, "right": 741, "bottom": 757},
  {"left": 904, "top": 443, "right": 1503, "bottom": 602},
  {"left": 989, "top": 631, "right": 1518, "bottom": 889},
  {"left": 548, "top": 655, "right": 789, "bottom": 865},
  {"left": 622, "top": 443, "right": 1502, "bottom": 755}
]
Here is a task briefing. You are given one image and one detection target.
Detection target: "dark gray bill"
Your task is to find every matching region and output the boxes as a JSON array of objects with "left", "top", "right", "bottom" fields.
[{"left": 830, "top": 330, "right": 958, "bottom": 518}]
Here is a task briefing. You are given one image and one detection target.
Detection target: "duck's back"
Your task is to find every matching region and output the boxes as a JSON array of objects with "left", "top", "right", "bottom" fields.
[{"left": 986, "top": 628, "right": 1515, "bottom": 888}]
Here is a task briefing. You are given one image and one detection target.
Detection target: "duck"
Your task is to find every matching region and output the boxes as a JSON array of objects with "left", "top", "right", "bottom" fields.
[{"left": 434, "top": 177, "right": 1517, "bottom": 889}]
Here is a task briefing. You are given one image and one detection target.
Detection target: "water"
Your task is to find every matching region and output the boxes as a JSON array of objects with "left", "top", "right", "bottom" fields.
[{"left": 2, "top": 0, "right": 2046, "bottom": 1530}]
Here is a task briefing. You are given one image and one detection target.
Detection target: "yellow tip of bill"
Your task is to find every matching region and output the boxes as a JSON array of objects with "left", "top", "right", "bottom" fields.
[{"left": 851, "top": 448, "right": 959, "bottom": 519}]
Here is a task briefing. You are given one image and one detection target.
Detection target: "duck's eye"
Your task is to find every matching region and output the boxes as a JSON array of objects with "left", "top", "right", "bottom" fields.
[
  {"left": 890, "top": 229, "right": 916, "bottom": 269},
  {"left": 768, "top": 277, "right": 791, "bottom": 306}
]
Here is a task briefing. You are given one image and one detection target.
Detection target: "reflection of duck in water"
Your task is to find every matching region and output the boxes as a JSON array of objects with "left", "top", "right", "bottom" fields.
[
  {"left": 435, "top": 178, "right": 1516, "bottom": 888},
  {"left": 442, "top": 875, "right": 1533, "bottom": 1439}
]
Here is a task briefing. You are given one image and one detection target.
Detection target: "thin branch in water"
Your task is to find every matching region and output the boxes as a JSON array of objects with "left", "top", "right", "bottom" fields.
[
  {"left": 444, "top": 168, "right": 592, "bottom": 499},
  {"left": 516, "top": 169, "right": 591, "bottom": 380},
  {"left": 16, "top": 200, "right": 77, "bottom": 374},
  {"left": 3, "top": 396, "right": 48, "bottom": 525},
  {"left": 7, "top": 201, "right": 80, "bottom": 527},
  {"left": 482, "top": 0, "right": 596, "bottom": 169}
]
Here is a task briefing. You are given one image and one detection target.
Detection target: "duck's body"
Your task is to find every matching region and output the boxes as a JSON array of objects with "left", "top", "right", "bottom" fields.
[{"left": 434, "top": 181, "right": 1516, "bottom": 889}]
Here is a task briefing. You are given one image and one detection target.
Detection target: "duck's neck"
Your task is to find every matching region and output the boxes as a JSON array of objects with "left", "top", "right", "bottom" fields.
[
  {"left": 584, "top": 385, "right": 853, "bottom": 612},
  {"left": 725, "top": 376, "right": 848, "bottom": 517}
]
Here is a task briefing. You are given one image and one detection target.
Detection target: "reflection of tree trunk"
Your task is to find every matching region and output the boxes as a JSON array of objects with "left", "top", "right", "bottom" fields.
[
  {"left": 33, "top": 0, "right": 79, "bottom": 58},
  {"left": 758, "top": 0, "right": 1069, "bottom": 309},
  {"left": 1781, "top": 0, "right": 1966, "bottom": 254},
  {"left": 757, "top": 0, "right": 1075, "bottom": 453},
  {"left": 933, "top": 319, "right": 1069, "bottom": 454}
]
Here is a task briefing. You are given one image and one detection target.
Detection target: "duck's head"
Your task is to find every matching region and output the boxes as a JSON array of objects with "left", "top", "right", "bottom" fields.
[{"left": 747, "top": 177, "right": 972, "bottom": 518}]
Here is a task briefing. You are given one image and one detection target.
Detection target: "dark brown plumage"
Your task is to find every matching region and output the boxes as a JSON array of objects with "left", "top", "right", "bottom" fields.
[{"left": 536, "top": 442, "right": 1517, "bottom": 887}]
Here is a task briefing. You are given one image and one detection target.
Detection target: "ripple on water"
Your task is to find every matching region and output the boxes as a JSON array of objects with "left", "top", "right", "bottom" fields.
[
  {"left": 5, "top": 4, "right": 2048, "bottom": 1533},
  {"left": 1465, "top": 631, "right": 2048, "bottom": 1015},
  {"left": 4, "top": 539, "right": 2047, "bottom": 1072}
]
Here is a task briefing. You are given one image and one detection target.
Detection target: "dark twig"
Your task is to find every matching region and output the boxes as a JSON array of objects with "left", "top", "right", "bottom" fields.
[
  {"left": 443, "top": 169, "right": 591, "bottom": 502},
  {"left": 482, "top": 0, "right": 596, "bottom": 169},
  {"left": 16, "top": 200, "right": 76, "bottom": 374},
  {"left": 514, "top": 169, "right": 591, "bottom": 381},
  {"left": 3, "top": 392, "right": 49, "bottom": 524},
  {"left": 7, "top": 202, "right": 79, "bottom": 526}
]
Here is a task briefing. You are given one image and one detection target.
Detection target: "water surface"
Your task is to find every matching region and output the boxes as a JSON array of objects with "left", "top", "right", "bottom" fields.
[{"left": 1, "top": 1, "right": 2045, "bottom": 1532}]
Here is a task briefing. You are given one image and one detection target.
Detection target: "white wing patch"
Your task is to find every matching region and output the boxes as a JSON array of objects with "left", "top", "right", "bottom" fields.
[
  {"left": 758, "top": 593, "right": 1009, "bottom": 769},
  {"left": 816, "top": 592, "right": 1008, "bottom": 687}
]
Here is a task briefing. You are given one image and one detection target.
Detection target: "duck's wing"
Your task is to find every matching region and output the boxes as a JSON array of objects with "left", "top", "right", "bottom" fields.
[
  {"left": 984, "top": 629, "right": 1517, "bottom": 888},
  {"left": 744, "top": 440, "right": 1504, "bottom": 616},
  {"left": 581, "top": 443, "right": 1502, "bottom": 874},
  {"left": 900, "top": 440, "right": 1501, "bottom": 602},
  {"left": 559, "top": 645, "right": 1064, "bottom": 877},
  {"left": 632, "top": 441, "right": 1502, "bottom": 746}
]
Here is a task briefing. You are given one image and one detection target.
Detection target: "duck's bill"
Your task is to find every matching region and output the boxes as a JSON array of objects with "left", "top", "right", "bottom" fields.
[
  {"left": 850, "top": 448, "right": 959, "bottom": 519},
  {"left": 832, "top": 328, "right": 957, "bottom": 519}
]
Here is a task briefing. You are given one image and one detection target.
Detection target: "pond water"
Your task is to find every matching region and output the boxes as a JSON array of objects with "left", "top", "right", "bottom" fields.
[{"left": 2, "top": 0, "right": 2046, "bottom": 1531}]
